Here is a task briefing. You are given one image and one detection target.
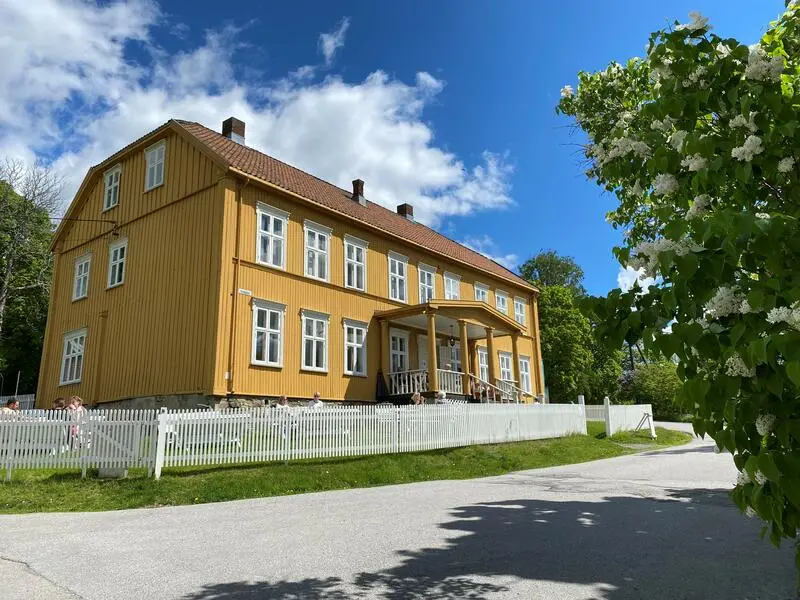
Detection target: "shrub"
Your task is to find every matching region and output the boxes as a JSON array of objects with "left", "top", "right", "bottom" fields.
[{"left": 619, "top": 362, "right": 682, "bottom": 420}]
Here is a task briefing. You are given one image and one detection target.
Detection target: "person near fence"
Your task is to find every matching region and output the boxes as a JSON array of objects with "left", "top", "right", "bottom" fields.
[
  {"left": 65, "top": 396, "right": 85, "bottom": 448},
  {"left": 307, "top": 392, "right": 324, "bottom": 409},
  {"left": 52, "top": 397, "right": 66, "bottom": 410},
  {"left": 275, "top": 395, "right": 290, "bottom": 408},
  {"left": 0, "top": 398, "right": 19, "bottom": 418},
  {"left": 435, "top": 391, "right": 447, "bottom": 404},
  {"left": 411, "top": 392, "right": 423, "bottom": 406}
]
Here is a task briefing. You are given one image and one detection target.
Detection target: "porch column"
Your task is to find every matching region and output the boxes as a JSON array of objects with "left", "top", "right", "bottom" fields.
[
  {"left": 485, "top": 326, "right": 498, "bottom": 385},
  {"left": 426, "top": 310, "right": 439, "bottom": 393},
  {"left": 458, "top": 319, "right": 470, "bottom": 395},
  {"left": 380, "top": 319, "right": 390, "bottom": 377},
  {"left": 511, "top": 332, "right": 521, "bottom": 392}
]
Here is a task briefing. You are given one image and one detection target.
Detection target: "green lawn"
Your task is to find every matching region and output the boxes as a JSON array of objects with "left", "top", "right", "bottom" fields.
[
  {"left": 1, "top": 427, "right": 691, "bottom": 514},
  {"left": 586, "top": 421, "right": 692, "bottom": 446}
]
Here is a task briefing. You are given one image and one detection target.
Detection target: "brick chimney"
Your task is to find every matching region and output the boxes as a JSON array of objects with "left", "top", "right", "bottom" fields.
[
  {"left": 397, "top": 203, "right": 414, "bottom": 221},
  {"left": 222, "top": 117, "right": 246, "bottom": 145},
  {"left": 352, "top": 179, "right": 366, "bottom": 206}
]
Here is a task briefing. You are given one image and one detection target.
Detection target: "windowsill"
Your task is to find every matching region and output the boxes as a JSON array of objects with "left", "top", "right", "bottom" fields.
[
  {"left": 251, "top": 361, "right": 283, "bottom": 369},
  {"left": 344, "top": 372, "right": 368, "bottom": 378},
  {"left": 344, "top": 284, "right": 366, "bottom": 293},
  {"left": 389, "top": 297, "right": 407, "bottom": 304},
  {"left": 255, "top": 259, "right": 286, "bottom": 272},
  {"left": 144, "top": 182, "right": 164, "bottom": 193},
  {"left": 304, "top": 273, "right": 330, "bottom": 283},
  {"left": 58, "top": 380, "right": 81, "bottom": 387},
  {"left": 301, "top": 366, "right": 329, "bottom": 374},
  {"left": 102, "top": 204, "right": 118, "bottom": 213},
  {"left": 71, "top": 295, "right": 88, "bottom": 303},
  {"left": 106, "top": 282, "right": 124, "bottom": 290}
]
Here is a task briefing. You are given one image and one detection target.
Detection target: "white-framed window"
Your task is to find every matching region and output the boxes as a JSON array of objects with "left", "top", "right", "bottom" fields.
[
  {"left": 304, "top": 221, "right": 331, "bottom": 281},
  {"left": 499, "top": 352, "right": 513, "bottom": 382},
  {"left": 390, "top": 329, "right": 409, "bottom": 372},
  {"left": 343, "top": 319, "right": 368, "bottom": 376},
  {"left": 477, "top": 346, "right": 489, "bottom": 381},
  {"left": 388, "top": 252, "right": 408, "bottom": 303},
  {"left": 444, "top": 272, "right": 461, "bottom": 300},
  {"left": 251, "top": 299, "right": 285, "bottom": 367},
  {"left": 107, "top": 238, "right": 128, "bottom": 288},
  {"left": 418, "top": 263, "right": 435, "bottom": 303},
  {"left": 496, "top": 290, "right": 509, "bottom": 315},
  {"left": 103, "top": 165, "right": 121, "bottom": 211},
  {"left": 439, "top": 344, "right": 461, "bottom": 372},
  {"left": 344, "top": 235, "right": 367, "bottom": 292},
  {"left": 144, "top": 140, "right": 166, "bottom": 191},
  {"left": 514, "top": 297, "right": 526, "bottom": 326},
  {"left": 72, "top": 254, "right": 91, "bottom": 301},
  {"left": 301, "top": 310, "right": 329, "bottom": 372},
  {"left": 519, "top": 356, "right": 532, "bottom": 394},
  {"left": 474, "top": 283, "right": 489, "bottom": 303},
  {"left": 60, "top": 328, "right": 87, "bottom": 385},
  {"left": 256, "top": 203, "right": 289, "bottom": 269}
]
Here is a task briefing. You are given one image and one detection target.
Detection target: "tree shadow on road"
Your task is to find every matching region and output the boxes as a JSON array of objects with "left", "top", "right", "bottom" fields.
[{"left": 179, "top": 487, "right": 794, "bottom": 600}]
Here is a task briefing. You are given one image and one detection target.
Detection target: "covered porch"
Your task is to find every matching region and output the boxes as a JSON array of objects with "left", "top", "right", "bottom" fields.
[{"left": 376, "top": 300, "right": 531, "bottom": 403}]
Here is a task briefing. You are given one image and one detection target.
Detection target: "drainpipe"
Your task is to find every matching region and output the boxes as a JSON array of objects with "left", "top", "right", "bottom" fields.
[{"left": 227, "top": 175, "right": 250, "bottom": 394}]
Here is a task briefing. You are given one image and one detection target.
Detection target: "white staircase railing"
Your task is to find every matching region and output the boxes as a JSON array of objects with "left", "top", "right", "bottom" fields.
[
  {"left": 437, "top": 369, "right": 463, "bottom": 394},
  {"left": 469, "top": 374, "right": 506, "bottom": 403},
  {"left": 388, "top": 369, "right": 428, "bottom": 395}
]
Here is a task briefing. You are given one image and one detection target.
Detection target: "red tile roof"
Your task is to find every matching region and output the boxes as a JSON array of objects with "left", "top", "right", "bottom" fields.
[{"left": 175, "top": 120, "right": 534, "bottom": 291}]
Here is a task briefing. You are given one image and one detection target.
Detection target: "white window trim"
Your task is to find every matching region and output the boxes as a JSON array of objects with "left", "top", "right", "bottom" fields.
[
  {"left": 251, "top": 299, "right": 286, "bottom": 368},
  {"left": 300, "top": 309, "right": 330, "bottom": 373},
  {"left": 495, "top": 290, "right": 509, "bottom": 314},
  {"left": 303, "top": 220, "right": 332, "bottom": 282},
  {"left": 389, "top": 328, "right": 410, "bottom": 373},
  {"left": 519, "top": 355, "right": 532, "bottom": 394},
  {"left": 144, "top": 140, "right": 166, "bottom": 192},
  {"left": 514, "top": 296, "right": 527, "bottom": 326},
  {"left": 256, "top": 202, "right": 290, "bottom": 270},
  {"left": 418, "top": 263, "right": 436, "bottom": 303},
  {"left": 59, "top": 327, "right": 87, "bottom": 386},
  {"left": 107, "top": 238, "right": 128, "bottom": 289},
  {"left": 103, "top": 165, "right": 121, "bottom": 212},
  {"left": 444, "top": 271, "right": 461, "bottom": 300},
  {"left": 476, "top": 346, "right": 489, "bottom": 381},
  {"left": 343, "top": 318, "right": 368, "bottom": 377},
  {"left": 499, "top": 351, "right": 514, "bottom": 382},
  {"left": 343, "top": 234, "right": 368, "bottom": 292},
  {"left": 387, "top": 251, "right": 409, "bottom": 303},
  {"left": 72, "top": 253, "right": 92, "bottom": 301},
  {"left": 474, "top": 283, "right": 489, "bottom": 303}
]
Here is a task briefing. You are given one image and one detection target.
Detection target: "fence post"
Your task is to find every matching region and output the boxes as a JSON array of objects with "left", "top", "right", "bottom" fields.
[
  {"left": 577, "top": 395, "right": 587, "bottom": 434},
  {"left": 153, "top": 407, "right": 168, "bottom": 480},
  {"left": 603, "top": 396, "right": 612, "bottom": 437},
  {"left": 648, "top": 411, "right": 657, "bottom": 439},
  {"left": 5, "top": 420, "right": 18, "bottom": 482}
]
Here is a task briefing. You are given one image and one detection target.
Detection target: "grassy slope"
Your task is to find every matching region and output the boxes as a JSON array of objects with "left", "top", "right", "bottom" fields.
[{"left": 1, "top": 427, "right": 691, "bottom": 514}]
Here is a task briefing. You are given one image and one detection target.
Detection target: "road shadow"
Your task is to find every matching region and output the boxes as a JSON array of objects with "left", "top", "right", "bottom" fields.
[{"left": 180, "top": 488, "right": 794, "bottom": 600}]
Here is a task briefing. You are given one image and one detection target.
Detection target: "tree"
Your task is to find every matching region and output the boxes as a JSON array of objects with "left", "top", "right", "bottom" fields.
[
  {"left": 519, "top": 250, "right": 586, "bottom": 296},
  {"left": 618, "top": 361, "right": 683, "bottom": 420},
  {"left": 558, "top": 5, "right": 800, "bottom": 567},
  {"left": 537, "top": 286, "right": 593, "bottom": 402}
]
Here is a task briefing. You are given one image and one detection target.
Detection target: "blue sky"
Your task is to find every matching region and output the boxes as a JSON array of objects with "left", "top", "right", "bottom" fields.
[{"left": 0, "top": 0, "right": 786, "bottom": 295}]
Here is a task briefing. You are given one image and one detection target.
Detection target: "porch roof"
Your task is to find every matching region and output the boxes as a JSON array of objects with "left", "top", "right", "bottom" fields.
[{"left": 375, "top": 299, "right": 524, "bottom": 339}]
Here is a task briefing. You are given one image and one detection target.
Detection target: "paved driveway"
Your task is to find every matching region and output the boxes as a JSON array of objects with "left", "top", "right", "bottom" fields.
[{"left": 1, "top": 423, "right": 794, "bottom": 599}]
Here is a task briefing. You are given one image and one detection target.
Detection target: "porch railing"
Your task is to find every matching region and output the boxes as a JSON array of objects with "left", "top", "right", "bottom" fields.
[
  {"left": 496, "top": 379, "right": 524, "bottom": 403},
  {"left": 469, "top": 374, "right": 505, "bottom": 403},
  {"left": 437, "top": 369, "right": 463, "bottom": 395},
  {"left": 389, "top": 370, "right": 428, "bottom": 395}
]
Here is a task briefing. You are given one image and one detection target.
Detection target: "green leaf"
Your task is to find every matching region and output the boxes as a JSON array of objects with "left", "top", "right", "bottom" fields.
[
  {"left": 758, "top": 453, "right": 782, "bottom": 482},
  {"left": 729, "top": 322, "right": 747, "bottom": 347},
  {"left": 786, "top": 361, "right": 800, "bottom": 388},
  {"left": 783, "top": 478, "right": 800, "bottom": 510}
]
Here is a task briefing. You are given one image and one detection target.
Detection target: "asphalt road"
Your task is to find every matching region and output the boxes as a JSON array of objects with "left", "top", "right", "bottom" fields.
[{"left": 1, "top": 423, "right": 795, "bottom": 600}]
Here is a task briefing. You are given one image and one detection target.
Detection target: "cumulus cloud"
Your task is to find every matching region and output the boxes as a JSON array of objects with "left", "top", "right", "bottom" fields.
[
  {"left": 0, "top": 2, "right": 513, "bottom": 227},
  {"left": 318, "top": 17, "right": 350, "bottom": 65},
  {"left": 461, "top": 235, "right": 519, "bottom": 271},
  {"left": 617, "top": 266, "right": 656, "bottom": 292}
]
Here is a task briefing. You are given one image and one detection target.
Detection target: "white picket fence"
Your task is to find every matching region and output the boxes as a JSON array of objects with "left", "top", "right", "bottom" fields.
[
  {"left": 583, "top": 405, "right": 607, "bottom": 422},
  {"left": 0, "top": 404, "right": 587, "bottom": 480},
  {"left": 579, "top": 396, "right": 656, "bottom": 438}
]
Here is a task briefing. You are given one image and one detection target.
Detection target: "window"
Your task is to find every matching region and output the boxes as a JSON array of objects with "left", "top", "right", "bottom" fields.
[
  {"left": 144, "top": 141, "right": 165, "bottom": 191},
  {"left": 107, "top": 239, "right": 127, "bottom": 288},
  {"left": 514, "top": 297, "right": 526, "bottom": 325},
  {"left": 72, "top": 254, "right": 91, "bottom": 301},
  {"left": 499, "top": 352, "right": 513, "bottom": 382},
  {"left": 474, "top": 283, "right": 489, "bottom": 303},
  {"left": 252, "top": 300, "right": 285, "bottom": 367},
  {"left": 60, "top": 328, "right": 87, "bottom": 385},
  {"left": 444, "top": 272, "right": 460, "bottom": 300},
  {"left": 477, "top": 347, "right": 489, "bottom": 381},
  {"left": 388, "top": 252, "right": 408, "bottom": 302},
  {"left": 103, "top": 166, "right": 121, "bottom": 211},
  {"left": 304, "top": 221, "right": 331, "bottom": 281},
  {"left": 344, "top": 235, "right": 367, "bottom": 291},
  {"left": 519, "top": 357, "right": 532, "bottom": 394},
  {"left": 496, "top": 291, "right": 509, "bottom": 315},
  {"left": 343, "top": 319, "right": 368, "bottom": 376},
  {"left": 390, "top": 329, "right": 409, "bottom": 372},
  {"left": 440, "top": 344, "right": 461, "bottom": 372},
  {"left": 301, "top": 310, "right": 329, "bottom": 372},
  {"left": 257, "top": 203, "right": 289, "bottom": 269},
  {"left": 418, "top": 264, "right": 435, "bottom": 303}
]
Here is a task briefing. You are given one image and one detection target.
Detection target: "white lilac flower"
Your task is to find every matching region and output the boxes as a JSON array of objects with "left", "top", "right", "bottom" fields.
[
  {"left": 766, "top": 303, "right": 800, "bottom": 330},
  {"left": 717, "top": 42, "right": 732, "bottom": 57},
  {"left": 681, "top": 154, "right": 707, "bottom": 171},
  {"left": 737, "top": 470, "right": 751, "bottom": 486},
  {"left": 686, "top": 67, "right": 707, "bottom": 87},
  {"left": 686, "top": 194, "right": 711, "bottom": 220},
  {"left": 730, "top": 114, "right": 758, "bottom": 132},
  {"left": 560, "top": 85, "right": 575, "bottom": 98},
  {"left": 677, "top": 11, "right": 711, "bottom": 32},
  {"left": 669, "top": 130, "right": 688, "bottom": 151},
  {"left": 778, "top": 157, "right": 795, "bottom": 173},
  {"left": 630, "top": 181, "right": 643, "bottom": 196},
  {"left": 754, "top": 470, "right": 768, "bottom": 486},
  {"left": 745, "top": 46, "right": 784, "bottom": 82},
  {"left": 705, "top": 286, "right": 749, "bottom": 319},
  {"left": 740, "top": 299, "right": 752, "bottom": 314},
  {"left": 755, "top": 212, "right": 770, "bottom": 220},
  {"left": 745, "top": 507, "right": 757, "bottom": 518},
  {"left": 653, "top": 173, "right": 679, "bottom": 196},
  {"left": 628, "top": 238, "right": 699, "bottom": 277},
  {"left": 607, "top": 137, "right": 651, "bottom": 161},
  {"left": 731, "top": 135, "right": 764, "bottom": 162},
  {"left": 650, "top": 116, "right": 676, "bottom": 132},
  {"left": 755, "top": 413, "right": 776, "bottom": 436},
  {"left": 725, "top": 354, "right": 756, "bottom": 378}
]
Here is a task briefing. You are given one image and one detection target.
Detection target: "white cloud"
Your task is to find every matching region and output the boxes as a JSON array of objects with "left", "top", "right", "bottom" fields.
[
  {"left": 617, "top": 266, "right": 656, "bottom": 292},
  {"left": 0, "top": 2, "right": 513, "bottom": 227},
  {"left": 318, "top": 17, "right": 350, "bottom": 65},
  {"left": 461, "top": 235, "right": 519, "bottom": 271}
]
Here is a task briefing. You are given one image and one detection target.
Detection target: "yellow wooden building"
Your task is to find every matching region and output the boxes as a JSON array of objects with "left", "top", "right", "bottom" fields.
[{"left": 37, "top": 118, "right": 544, "bottom": 408}]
